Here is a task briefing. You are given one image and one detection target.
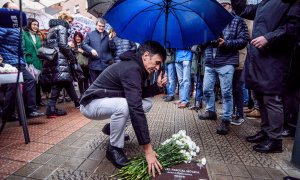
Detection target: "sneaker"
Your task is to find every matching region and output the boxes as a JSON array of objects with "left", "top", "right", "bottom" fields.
[
  {"left": 164, "top": 96, "right": 175, "bottom": 102},
  {"left": 243, "top": 107, "right": 252, "bottom": 113},
  {"left": 230, "top": 116, "right": 245, "bottom": 126},
  {"left": 216, "top": 120, "right": 230, "bottom": 135},
  {"left": 198, "top": 110, "right": 217, "bottom": 120},
  {"left": 46, "top": 106, "right": 67, "bottom": 118},
  {"left": 246, "top": 109, "right": 261, "bottom": 118}
]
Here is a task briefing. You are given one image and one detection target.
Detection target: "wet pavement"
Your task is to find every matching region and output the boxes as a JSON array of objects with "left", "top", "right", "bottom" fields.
[{"left": 0, "top": 95, "right": 300, "bottom": 179}]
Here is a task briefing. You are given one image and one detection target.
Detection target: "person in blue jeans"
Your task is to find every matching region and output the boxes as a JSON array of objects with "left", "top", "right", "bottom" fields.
[
  {"left": 198, "top": 0, "right": 249, "bottom": 135},
  {"left": 164, "top": 49, "right": 176, "bottom": 102},
  {"left": 174, "top": 49, "right": 192, "bottom": 108}
]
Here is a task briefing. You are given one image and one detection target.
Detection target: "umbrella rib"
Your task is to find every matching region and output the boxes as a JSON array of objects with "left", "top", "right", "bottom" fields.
[
  {"left": 170, "top": 0, "right": 192, "bottom": 7},
  {"left": 144, "top": 0, "right": 164, "bottom": 8},
  {"left": 169, "top": 8, "right": 185, "bottom": 47},
  {"left": 176, "top": 4, "right": 216, "bottom": 38},
  {"left": 150, "top": 7, "right": 165, "bottom": 42},
  {"left": 119, "top": 4, "right": 163, "bottom": 33}
]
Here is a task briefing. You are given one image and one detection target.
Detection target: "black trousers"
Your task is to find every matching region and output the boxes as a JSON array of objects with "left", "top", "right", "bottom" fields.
[
  {"left": 256, "top": 92, "right": 284, "bottom": 140},
  {"left": 47, "top": 81, "right": 79, "bottom": 107},
  {"left": 89, "top": 69, "right": 102, "bottom": 83},
  {"left": 283, "top": 89, "right": 299, "bottom": 129},
  {"left": 2, "top": 66, "right": 37, "bottom": 118},
  {"left": 78, "top": 65, "right": 90, "bottom": 96},
  {"left": 233, "top": 70, "right": 244, "bottom": 118}
]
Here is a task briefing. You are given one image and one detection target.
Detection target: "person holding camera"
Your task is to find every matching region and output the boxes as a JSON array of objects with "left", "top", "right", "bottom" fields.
[{"left": 198, "top": 0, "right": 249, "bottom": 135}]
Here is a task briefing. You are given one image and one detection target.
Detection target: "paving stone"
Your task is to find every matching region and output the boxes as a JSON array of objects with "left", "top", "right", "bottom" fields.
[
  {"left": 228, "top": 165, "right": 251, "bottom": 177},
  {"left": 46, "top": 168, "right": 75, "bottom": 180},
  {"left": 29, "top": 165, "right": 58, "bottom": 179},
  {"left": 264, "top": 167, "right": 287, "bottom": 180},
  {"left": 232, "top": 177, "right": 253, "bottom": 180},
  {"left": 94, "top": 159, "right": 116, "bottom": 175},
  {"left": 283, "top": 169, "right": 300, "bottom": 178},
  {"left": 66, "top": 170, "right": 91, "bottom": 180},
  {"left": 88, "top": 149, "right": 106, "bottom": 160},
  {"left": 46, "top": 155, "right": 69, "bottom": 167},
  {"left": 208, "top": 162, "right": 231, "bottom": 175},
  {"left": 13, "top": 163, "right": 42, "bottom": 177},
  {"left": 245, "top": 166, "right": 272, "bottom": 179},
  {"left": 5, "top": 175, "right": 26, "bottom": 180},
  {"left": 72, "top": 148, "right": 94, "bottom": 158},
  {"left": 62, "top": 157, "right": 85, "bottom": 170},
  {"left": 212, "top": 174, "right": 234, "bottom": 180},
  {"left": 31, "top": 154, "right": 56, "bottom": 165},
  {"left": 77, "top": 159, "right": 101, "bottom": 172}
]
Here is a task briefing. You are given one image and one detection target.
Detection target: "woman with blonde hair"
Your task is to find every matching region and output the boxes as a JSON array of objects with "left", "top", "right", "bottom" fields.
[{"left": 41, "top": 11, "right": 82, "bottom": 118}]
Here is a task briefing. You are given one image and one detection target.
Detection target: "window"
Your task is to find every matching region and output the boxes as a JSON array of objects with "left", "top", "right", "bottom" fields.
[
  {"left": 66, "top": 9, "right": 70, "bottom": 14},
  {"left": 74, "top": 4, "right": 80, "bottom": 14}
]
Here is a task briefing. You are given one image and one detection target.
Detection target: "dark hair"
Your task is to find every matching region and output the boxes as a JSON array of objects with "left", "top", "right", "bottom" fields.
[
  {"left": 26, "top": 18, "right": 39, "bottom": 31},
  {"left": 73, "top": 31, "right": 84, "bottom": 43},
  {"left": 2, "top": 2, "right": 11, "bottom": 8},
  {"left": 138, "top": 41, "right": 166, "bottom": 62}
]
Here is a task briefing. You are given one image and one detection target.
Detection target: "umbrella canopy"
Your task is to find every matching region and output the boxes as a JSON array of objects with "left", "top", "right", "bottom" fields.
[
  {"left": 104, "top": 0, "right": 233, "bottom": 48},
  {"left": 87, "top": 0, "right": 117, "bottom": 18}
]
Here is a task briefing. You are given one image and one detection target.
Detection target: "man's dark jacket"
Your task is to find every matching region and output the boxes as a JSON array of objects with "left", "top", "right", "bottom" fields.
[
  {"left": 232, "top": 0, "right": 299, "bottom": 95},
  {"left": 82, "top": 30, "right": 113, "bottom": 71},
  {"left": 80, "top": 51, "right": 161, "bottom": 145}
]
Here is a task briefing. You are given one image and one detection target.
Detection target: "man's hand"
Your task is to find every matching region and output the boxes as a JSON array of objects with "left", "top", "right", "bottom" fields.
[
  {"left": 91, "top": 49, "right": 98, "bottom": 57},
  {"left": 143, "top": 144, "right": 163, "bottom": 177},
  {"left": 251, "top": 36, "right": 268, "bottom": 48},
  {"left": 218, "top": 38, "right": 224, "bottom": 46},
  {"left": 157, "top": 71, "right": 167, "bottom": 88}
]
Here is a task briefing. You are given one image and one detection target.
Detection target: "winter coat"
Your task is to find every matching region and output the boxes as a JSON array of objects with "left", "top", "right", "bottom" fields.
[
  {"left": 109, "top": 36, "right": 137, "bottom": 62},
  {"left": 41, "top": 19, "right": 77, "bottom": 84},
  {"left": 23, "top": 30, "right": 42, "bottom": 70},
  {"left": 0, "top": 28, "right": 26, "bottom": 66},
  {"left": 204, "top": 13, "right": 249, "bottom": 68},
  {"left": 80, "top": 51, "right": 162, "bottom": 145},
  {"left": 232, "top": 0, "right": 300, "bottom": 95},
  {"left": 82, "top": 30, "right": 113, "bottom": 71}
]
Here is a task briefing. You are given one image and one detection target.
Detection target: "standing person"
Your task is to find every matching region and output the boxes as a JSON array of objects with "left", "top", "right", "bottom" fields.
[
  {"left": 198, "top": 0, "right": 249, "bottom": 135},
  {"left": 174, "top": 49, "right": 192, "bottom": 108},
  {"left": 108, "top": 28, "right": 137, "bottom": 63},
  {"left": 232, "top": 0, "right": 300, "bottom": 153},
  {"left": 80, "top": 41, "right": 166, "bottom": 176},
  {"left": 23, "top": 18, "right": 44, "bottom": 107},
  {"left": 0, "top": 2, "right": 44, "bottom": 120},
  {"left": 82, "top": 18, "right": 113, "bottom": 82},
  {"left": 164, "top": 48, "right": 176, "bottom": 102},
  {"left": 70, "top": 31, "right": 90, "bottom": 98},
  {"left": 41, "top": 12, "right": 81, "bottom": 118}
]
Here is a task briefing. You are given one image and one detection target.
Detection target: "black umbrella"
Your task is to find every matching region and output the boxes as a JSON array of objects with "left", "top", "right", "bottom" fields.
[{"left": 87, "top": 0, "right": 117, "bottom": 18}]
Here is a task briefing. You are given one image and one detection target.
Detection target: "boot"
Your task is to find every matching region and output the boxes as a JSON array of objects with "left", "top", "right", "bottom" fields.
[
  {"left": 46, "top": 106, "right": 67, "bottom": 118},
  {"left": 246, "top": 131, "right": 267, "bottom": 143},
  {"left": 246, "top": 109, "right": 261, "bottom": 118},
  {"left": 216, "top": 120, "right": 230, "bottom": 135},
  {"left": 253, "top": 139, "right": 282, "bottom": 153}
]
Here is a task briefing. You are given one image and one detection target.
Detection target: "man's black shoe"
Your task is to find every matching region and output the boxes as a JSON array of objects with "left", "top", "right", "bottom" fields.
[
  {"left": 246, "top": 131, "right": 267, "bottom": 143},
  {"left": 27, "top": 111, "right": 45, "bottom": 118},
  {"left": 164, "top": 96, "right": 175, "bottom": 102},
  {"left": 282, "top": 129, "right": 295, "bottom": 137},
  {"left": 46, "top": 107, "right": 67, "bottom": 118},
  {"left": 106, "top": 144, "right": 129, "bottom": 169},
  {"left": 102, "top": 123, "right": 130, "bottom": 141},
  {"left": 253, "top": 139, "right": 282, "bottom": 153},
  {"left": 198, "top": 110, "right": 217, "bottom": 120},
  {"left": 216, "top": 120, "right": 230, "bottom": 135}
]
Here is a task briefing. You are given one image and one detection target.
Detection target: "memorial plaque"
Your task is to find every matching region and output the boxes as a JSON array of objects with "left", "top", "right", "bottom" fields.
[{"left": 152, "top": 162, "right": 209, "bottom": 180}]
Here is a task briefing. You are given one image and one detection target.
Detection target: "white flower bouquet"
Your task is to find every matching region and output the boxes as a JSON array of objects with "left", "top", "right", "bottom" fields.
[{"left": 111, "top": 130, "right": 200, "bottom": 179}]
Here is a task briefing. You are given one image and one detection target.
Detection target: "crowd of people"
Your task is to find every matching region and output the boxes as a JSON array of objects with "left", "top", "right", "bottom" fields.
[{"left": 0, "top": 0, "right": 299, "bottom": 174}]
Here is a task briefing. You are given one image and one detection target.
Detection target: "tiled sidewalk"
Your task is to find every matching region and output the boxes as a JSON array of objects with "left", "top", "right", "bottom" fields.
[{"left": 0, "top": 95, "right": 300, "bottom": 179}]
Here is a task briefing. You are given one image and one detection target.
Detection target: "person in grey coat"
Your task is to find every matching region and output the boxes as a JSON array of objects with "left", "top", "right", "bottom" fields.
[
  {"left": 232, "top": 0, "right": 300, "bottom": 153},
  {"left": 82, "top": 18, "right": 113, "bottom": 82}
]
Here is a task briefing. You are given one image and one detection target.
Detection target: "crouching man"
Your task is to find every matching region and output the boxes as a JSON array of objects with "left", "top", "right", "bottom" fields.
[{"left": 80, "top": 41, "right": 166, "bottom": 176}]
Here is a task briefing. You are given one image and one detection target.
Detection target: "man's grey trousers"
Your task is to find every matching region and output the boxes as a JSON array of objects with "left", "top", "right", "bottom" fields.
[{"left": 80, "top": 98, "right": 153, "bottom": 148}]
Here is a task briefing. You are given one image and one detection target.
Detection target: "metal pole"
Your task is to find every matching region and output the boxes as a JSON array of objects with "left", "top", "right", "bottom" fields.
[{"left": 291, "top": 101, "right": 300, "bottom": 168}]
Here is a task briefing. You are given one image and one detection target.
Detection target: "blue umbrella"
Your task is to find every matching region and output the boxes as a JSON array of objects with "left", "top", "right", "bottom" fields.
[{"left": 104, "top": 0, "right": 233, "bottom": 48}]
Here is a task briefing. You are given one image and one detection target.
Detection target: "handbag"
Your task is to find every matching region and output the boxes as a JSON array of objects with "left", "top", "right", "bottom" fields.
[
  {"left": 37, "top": 47, "right": 58, "bottom": 61},
  {"left": 70, "top": 63, "right": 85, "bottom": 82},
  {"left": 76, "top": 53, "right": 89, "bottom": 67},
  {"left": 27, "top": 64, "right": 40, "bottom": 81}
]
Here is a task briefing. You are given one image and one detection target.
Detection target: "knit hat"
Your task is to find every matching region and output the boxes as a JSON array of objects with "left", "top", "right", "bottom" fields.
[{"left": 217, "top": 0, "right": 231, "bottom": 4}]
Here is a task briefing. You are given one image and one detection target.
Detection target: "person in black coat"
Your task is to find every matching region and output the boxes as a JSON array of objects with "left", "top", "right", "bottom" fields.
[
  {"left": 232, "top": 0, "right": 300, "bottom": 153},
  {"left": 41, "top": 12, "right": 81, "bottom": 118},
  {"left": 80, "top": 41, "right": 167, "bottom": 176}
]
